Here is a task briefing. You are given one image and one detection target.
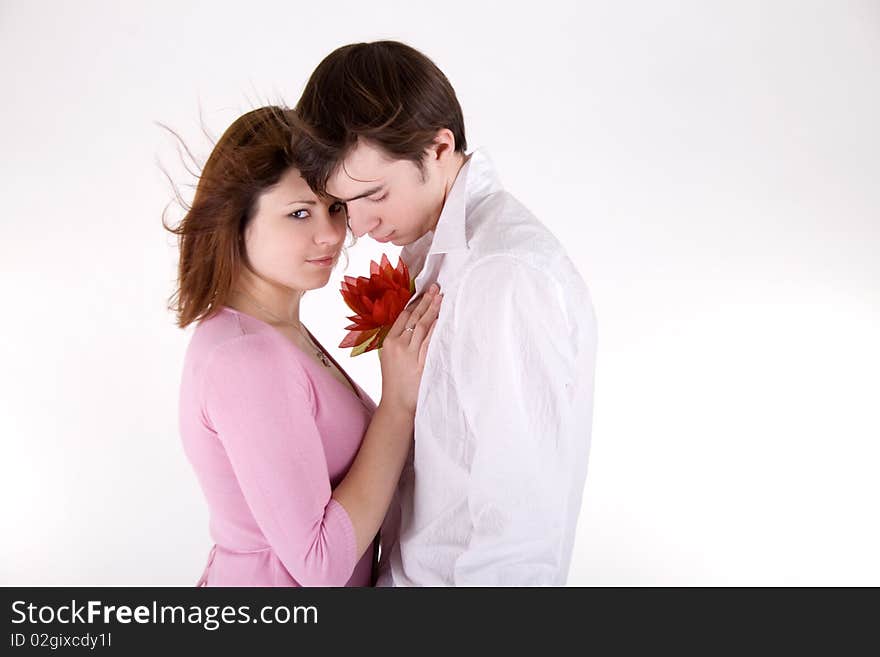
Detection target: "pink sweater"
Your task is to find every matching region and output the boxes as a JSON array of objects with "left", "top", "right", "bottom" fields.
[{"left": 179, "top": 306, "right": 378, "bottom": 586}]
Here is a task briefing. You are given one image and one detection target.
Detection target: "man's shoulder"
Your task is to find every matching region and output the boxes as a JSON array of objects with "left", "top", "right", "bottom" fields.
[
  {"left": 459, "top": 190, "right": 595, "bottom": 328},
  {"left": 465, "top": 190, "right": 567, "bottom": 277}
]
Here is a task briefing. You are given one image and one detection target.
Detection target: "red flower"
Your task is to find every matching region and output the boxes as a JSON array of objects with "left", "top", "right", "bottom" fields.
[{"left": 339, "top": 253, "right": 415, "bottom": 356}]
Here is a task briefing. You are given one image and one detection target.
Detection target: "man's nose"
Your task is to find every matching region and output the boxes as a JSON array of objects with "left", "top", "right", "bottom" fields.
[{"left": 347, "top": 208, "right": 379, "bottom": 238}]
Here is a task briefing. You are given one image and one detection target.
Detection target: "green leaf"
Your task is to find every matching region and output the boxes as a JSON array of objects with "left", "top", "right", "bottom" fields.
[{"left": 350, "top": 339, "right": 373, "bottom": 357}]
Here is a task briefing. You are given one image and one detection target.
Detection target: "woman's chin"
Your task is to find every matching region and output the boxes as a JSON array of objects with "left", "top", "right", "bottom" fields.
[{"left": 307, "top": 270, "right": 334, "bottom": 288}]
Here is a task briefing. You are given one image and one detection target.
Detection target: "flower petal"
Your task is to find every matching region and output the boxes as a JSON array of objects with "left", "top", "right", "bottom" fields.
[
  {"left": 338, "top": 330, "right": 363, "bottom": 349},
  {"left": 339, "top": 327, "right": 379, "bottom": 349}
]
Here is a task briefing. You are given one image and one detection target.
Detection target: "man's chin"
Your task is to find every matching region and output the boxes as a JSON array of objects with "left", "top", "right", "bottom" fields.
[{"left": 391, "top": 234, "right": 415, "bottom": 247}]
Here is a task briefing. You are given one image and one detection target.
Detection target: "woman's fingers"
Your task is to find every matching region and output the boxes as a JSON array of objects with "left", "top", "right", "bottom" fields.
[
  {"left": 393, "top": 284, "right": 439, "bottom": 340},
  {"left": 389, "top": 305, "right": 413, "bottom": 338},
  {"left": 408, "top": 292, "right": 442, "bottom": 350}
]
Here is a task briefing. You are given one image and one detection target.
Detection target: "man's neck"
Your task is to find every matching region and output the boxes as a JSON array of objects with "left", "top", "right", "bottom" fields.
[{"left": 426, "top": 151, "right": 469, "bottom": 234}]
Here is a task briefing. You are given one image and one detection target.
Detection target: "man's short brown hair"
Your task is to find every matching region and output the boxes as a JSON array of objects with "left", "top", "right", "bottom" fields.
[{"left": 291, "top": 40, "right": 467, "bottom": 194}]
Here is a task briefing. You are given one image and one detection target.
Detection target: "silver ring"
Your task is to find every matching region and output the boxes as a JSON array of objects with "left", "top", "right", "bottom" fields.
[{"left": 404, "top": 326, "right": 415, "bottom": 332}]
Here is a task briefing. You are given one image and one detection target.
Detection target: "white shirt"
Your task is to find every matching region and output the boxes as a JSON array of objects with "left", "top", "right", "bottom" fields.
[{"left": 377, "top": 150, "right": 597, "bottom": 586}]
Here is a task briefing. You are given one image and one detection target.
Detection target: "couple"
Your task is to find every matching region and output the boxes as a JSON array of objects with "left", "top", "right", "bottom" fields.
[{"left": 173, "top": 41, "right": 597, "bottom": 587}]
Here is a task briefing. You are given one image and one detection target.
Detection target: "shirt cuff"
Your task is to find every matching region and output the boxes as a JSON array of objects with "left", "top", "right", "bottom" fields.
[{"left": 325, "top": 497, "right": 358, "bottom": 574}]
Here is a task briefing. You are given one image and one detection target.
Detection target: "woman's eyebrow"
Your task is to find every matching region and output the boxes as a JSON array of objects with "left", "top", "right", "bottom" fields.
[{"left": 286, "top": 199, "right": 317, "bottom": 205}]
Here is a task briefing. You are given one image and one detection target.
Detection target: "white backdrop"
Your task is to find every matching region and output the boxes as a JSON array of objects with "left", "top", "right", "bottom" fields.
[{"left": 1, "top": 0, "right": 878, "bottom": 586}]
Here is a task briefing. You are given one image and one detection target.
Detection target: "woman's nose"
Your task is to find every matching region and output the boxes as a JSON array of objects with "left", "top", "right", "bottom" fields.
[{"left": 316, "top": 213, "right": 346, "bottom": 245}]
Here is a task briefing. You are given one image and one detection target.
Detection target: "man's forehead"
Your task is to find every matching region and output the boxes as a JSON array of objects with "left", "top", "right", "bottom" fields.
[{"left": 326, "top": 141, "right": 393, "bottom": 197}]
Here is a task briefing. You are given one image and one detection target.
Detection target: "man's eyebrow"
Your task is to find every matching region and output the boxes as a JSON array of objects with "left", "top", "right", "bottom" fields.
[
  {"left": 286, "top": 200, "right": 317, "bottom": 205},
  {"left": 338, "top": 185, "right": 384, "bottom": 203}
]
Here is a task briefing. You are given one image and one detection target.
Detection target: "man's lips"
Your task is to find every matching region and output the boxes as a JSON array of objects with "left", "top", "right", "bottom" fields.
[{"left": 371, "top": 230, "right": 395, "bottom": 242}]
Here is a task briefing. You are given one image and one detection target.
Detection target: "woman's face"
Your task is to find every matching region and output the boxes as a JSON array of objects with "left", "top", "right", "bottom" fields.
[{"left": 242, "top": 167, "right": 349, "bottom": 292}]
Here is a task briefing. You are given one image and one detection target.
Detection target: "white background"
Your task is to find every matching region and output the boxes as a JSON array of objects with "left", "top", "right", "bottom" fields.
[{"left": 1, "top": 0, "right": 878, "bottom": 586}]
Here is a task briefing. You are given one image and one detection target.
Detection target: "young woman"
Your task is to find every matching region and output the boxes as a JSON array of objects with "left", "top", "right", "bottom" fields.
[{"left": 167, "top": 106, "right": 441, "bottom": 586}]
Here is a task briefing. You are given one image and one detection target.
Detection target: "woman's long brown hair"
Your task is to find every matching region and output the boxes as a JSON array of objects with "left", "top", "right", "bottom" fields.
[{"left": 162, "top": 106, "right": 296, "bottom": 328}]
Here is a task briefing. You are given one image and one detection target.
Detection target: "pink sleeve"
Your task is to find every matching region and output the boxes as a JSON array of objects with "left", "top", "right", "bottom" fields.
[{"left": 202, "top": 333, "right": 358, "bottom": 586}]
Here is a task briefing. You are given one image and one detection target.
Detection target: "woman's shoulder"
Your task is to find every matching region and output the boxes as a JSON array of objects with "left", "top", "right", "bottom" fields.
[
  {"left": 182, "top": 310, "right": 317, "bottom": 425},
  {"left": 187, "top": 307, "right": 305, "bottom": 380}
]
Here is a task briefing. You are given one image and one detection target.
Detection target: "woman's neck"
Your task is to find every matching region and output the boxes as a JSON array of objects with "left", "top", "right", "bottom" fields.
[{"left": 228, "top": 270, "right": 303, "bottom": 327}]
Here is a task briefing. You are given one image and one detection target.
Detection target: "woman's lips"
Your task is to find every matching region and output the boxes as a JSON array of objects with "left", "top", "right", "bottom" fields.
[{"left": 307, "top": 256, "right": 334, "bottom": 267}]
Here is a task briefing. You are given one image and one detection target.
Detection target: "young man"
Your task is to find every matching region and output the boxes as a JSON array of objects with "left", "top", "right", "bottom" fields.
[{"left": 292, "top": 41, "right": 597, "bottom": 586}]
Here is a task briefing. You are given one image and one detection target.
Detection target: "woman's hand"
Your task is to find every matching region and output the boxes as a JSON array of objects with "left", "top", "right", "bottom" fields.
[
  {"left": 379, "top": 283, "right": 443, "bottom": 414},
  {"left": 332, "top": 283, "right": 443, "bottom": 560}
]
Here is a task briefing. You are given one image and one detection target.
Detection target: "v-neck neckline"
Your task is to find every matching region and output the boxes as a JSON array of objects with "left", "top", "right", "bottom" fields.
[
  {"left": 302, "top": 326, "right": 366, "bottom": 405},
  {"left": 220, "top": 306, "right": 368, "bottom": 408}
]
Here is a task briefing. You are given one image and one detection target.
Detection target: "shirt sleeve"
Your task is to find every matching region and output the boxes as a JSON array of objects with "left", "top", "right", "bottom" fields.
[
  {"left": 202, "top": 332, "right": 358, "bottom": 587},
  {"left": 451, "top": 255, "right": 577, "bottom": 586}
]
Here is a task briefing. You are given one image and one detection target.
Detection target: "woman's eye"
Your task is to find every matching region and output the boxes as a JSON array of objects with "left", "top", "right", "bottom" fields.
[{"left": 288, "top": 209, "right": 310, "bottom": 220}]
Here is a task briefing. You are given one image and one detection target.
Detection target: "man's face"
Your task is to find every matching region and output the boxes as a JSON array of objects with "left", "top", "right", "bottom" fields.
[{"left": 325, "top": 139, "right": 445, "bottom": 246}]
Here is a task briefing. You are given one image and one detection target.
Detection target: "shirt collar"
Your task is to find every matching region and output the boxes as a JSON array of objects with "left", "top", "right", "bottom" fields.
[{"left": 425, "top": 148, "right": 502, "bottom": 256}]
